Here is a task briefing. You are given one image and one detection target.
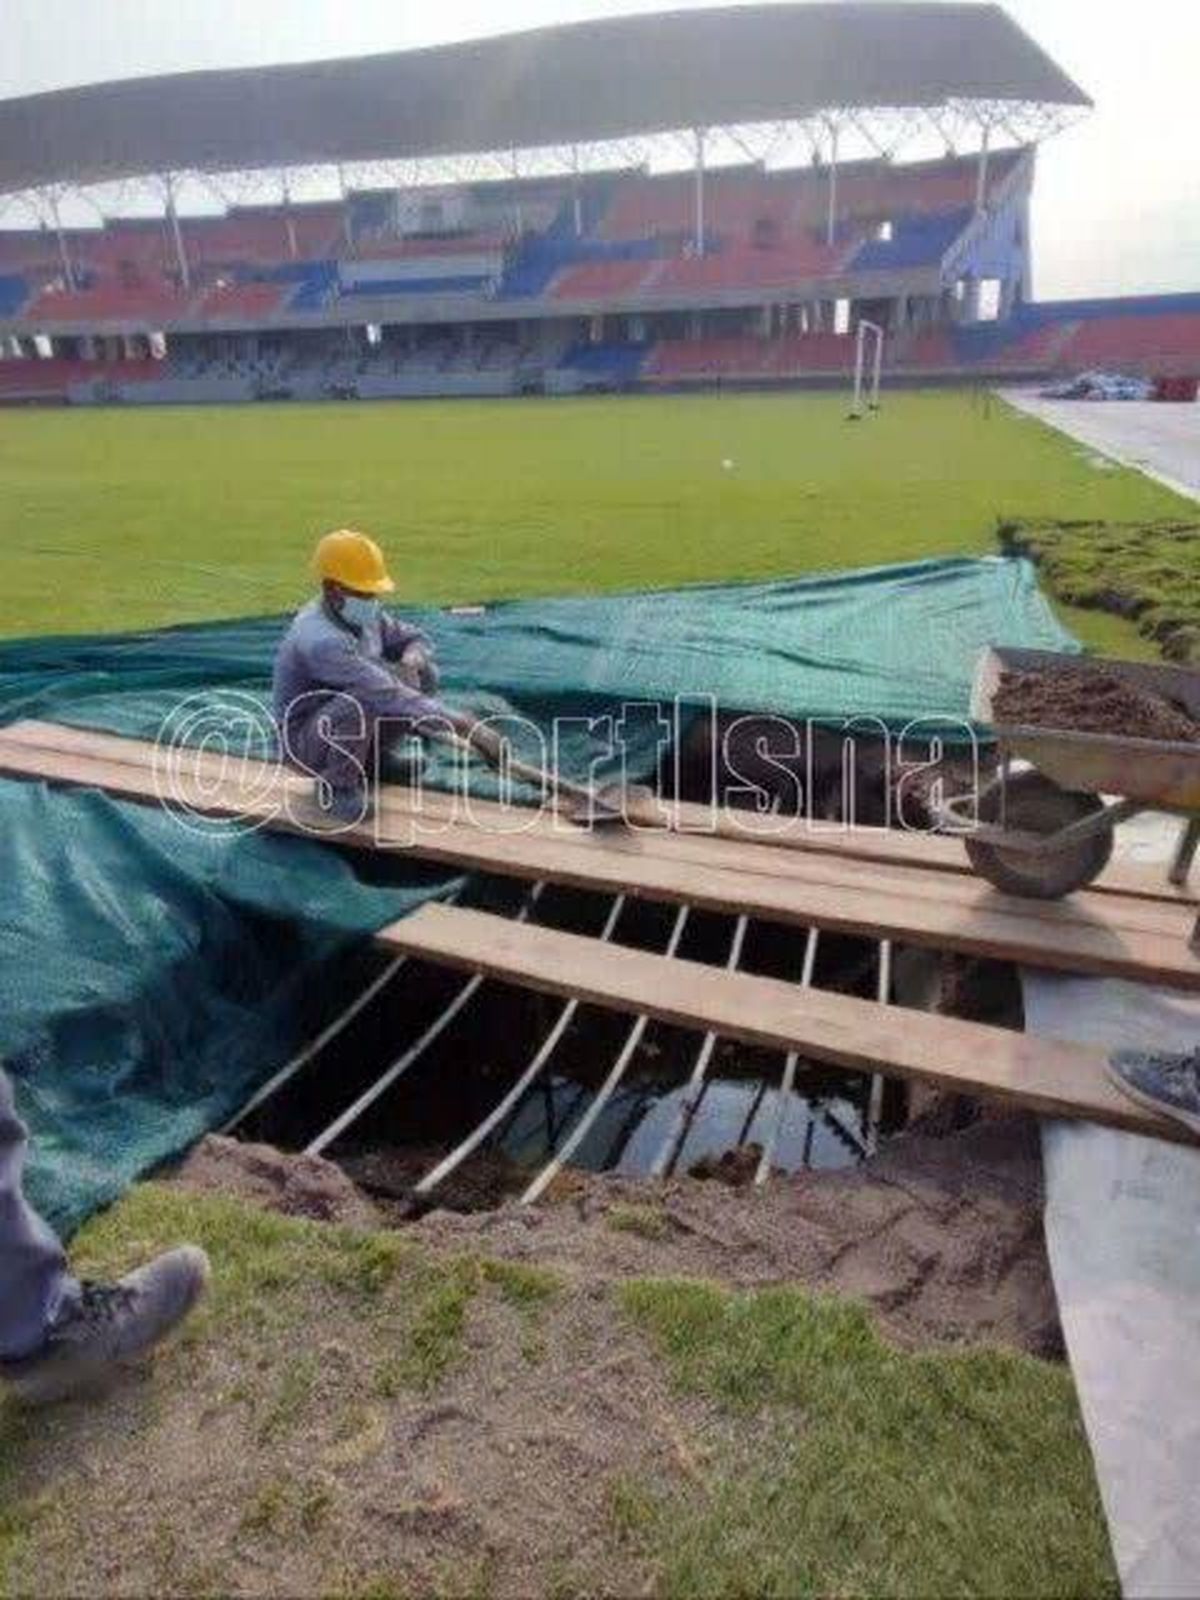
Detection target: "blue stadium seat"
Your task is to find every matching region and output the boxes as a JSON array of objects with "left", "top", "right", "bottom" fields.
[
  {"left": 557, "top": 341, "right": 649, "bottom": 383},
  {"left": 848, "top": 208, "right": 973, "bottom": 272},
  {"left": 337, "top": 274, "right": 491, "bottom": 297},
  {"left": 0, "top": 275, "right": 30, "bottom": 316},
  {"left": 286, "top": 262, "right": 339, "bottom": 311}
]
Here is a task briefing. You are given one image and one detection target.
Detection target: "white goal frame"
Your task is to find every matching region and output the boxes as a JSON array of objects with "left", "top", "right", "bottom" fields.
[{"left": 849, "top": 319, "right": 884, "bottom": 419}]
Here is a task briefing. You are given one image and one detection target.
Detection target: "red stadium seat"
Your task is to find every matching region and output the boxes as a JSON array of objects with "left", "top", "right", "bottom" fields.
[
  {"left": 645, "top": 333, "right": 855, "bottom": 382},
  {"left": 0, "top": 358, "right": 161, "bottom": 399},
  {"left": 550, "top": 259, "right": 657, "bottom": 300},
  {"left": 193, "top": 281, "right": 288, "bottom": 319},
  {"left": 1055, "top": 314, "right": 1200, "bottom": 373},
  {"left": 24, "top": 281, "right": 191, "bottom": 325},
  {"left": 649, "top": 238, "right": 849, "bottom": 295},
  {"left": 895, "top": 329, "right": 958, "bottom": 369}
]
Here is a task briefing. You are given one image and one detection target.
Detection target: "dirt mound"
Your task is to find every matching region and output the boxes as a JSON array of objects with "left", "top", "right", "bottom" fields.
[
  {"left": 410, "top": 1113, "right": 1059, "bottom": 1358},
  {"left": 179, "top": 1114, "right": 1059, "bottom": 1358},
  {"left": 993, "top": 666, "right": 1200, "bottom": 744},
  {"left": 177, "top": 1134, "right": 379, "bottom": 1228}
]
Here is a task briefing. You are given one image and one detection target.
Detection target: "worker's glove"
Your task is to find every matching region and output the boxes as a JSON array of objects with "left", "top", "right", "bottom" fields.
[{"left": 396, "top": 640, "right": 440, "bottom": 695}]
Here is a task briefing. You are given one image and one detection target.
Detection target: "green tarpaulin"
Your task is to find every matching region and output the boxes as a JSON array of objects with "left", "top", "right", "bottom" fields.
[{"left": 0, "top": 557, "right": 1076, "bottom": 1231}]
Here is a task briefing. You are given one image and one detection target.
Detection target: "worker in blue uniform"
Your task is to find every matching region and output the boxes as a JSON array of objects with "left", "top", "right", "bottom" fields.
[{"left": 272, "top": 529, "right": 473, "bottom": 823}]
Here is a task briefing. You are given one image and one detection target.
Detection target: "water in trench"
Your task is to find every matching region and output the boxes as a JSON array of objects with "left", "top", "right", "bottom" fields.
[{"left": 242, "top": 873, "right": 908, "bottom": 1207}]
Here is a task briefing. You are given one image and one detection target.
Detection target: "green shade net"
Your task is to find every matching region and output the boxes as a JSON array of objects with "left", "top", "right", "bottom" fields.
[{"left": 0, "top": 557, "right": 1076, "bottom": 1232}]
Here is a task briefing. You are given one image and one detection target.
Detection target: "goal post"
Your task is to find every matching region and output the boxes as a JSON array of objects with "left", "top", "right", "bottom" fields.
[{"left": 848, "top": 319, "right": 884, "bottom": 420}]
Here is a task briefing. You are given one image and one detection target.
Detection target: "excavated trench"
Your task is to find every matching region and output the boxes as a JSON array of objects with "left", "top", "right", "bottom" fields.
[{"left": 235, "top": 719, "right": 1001, "bottom": 1212}]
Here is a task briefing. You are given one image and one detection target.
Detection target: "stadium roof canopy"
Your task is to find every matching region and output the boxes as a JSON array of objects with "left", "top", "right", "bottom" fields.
[{"left": 0, "top": 3, "right": 1089, "bottom": 195}]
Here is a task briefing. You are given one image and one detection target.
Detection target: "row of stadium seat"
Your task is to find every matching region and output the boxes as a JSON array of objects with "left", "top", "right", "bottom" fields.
[
  {"left": 0, "top": 150, "right": 1018, "bottom": 315},
  {"left": 643, "top": 334, "right": 855, "bottom": 381},
  {"left": 1054, "top": 313, "right": 1200, "bottom": 371},
  {"left": 539, "top": 234, "right": 858, "bottom": 302},
  {"left": 0, "top": 358, "right": 163, "bottom": 398},
  {"left": 6, "top": 308, "right": 1200, "bottom": 406},
  {"left": 592, "top": 154, "right": 1009, "bottom": 244},
  {"left": 847, "top": 208, "right": 976, "bottom": 273}
]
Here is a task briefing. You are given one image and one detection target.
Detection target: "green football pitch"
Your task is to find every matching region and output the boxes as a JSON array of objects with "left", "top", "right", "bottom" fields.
[{"left": 0, "top": 388, "right": 1186, "bottom": 647}]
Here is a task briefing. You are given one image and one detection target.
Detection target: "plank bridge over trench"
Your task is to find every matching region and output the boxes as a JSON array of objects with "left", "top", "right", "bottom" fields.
[{"left": 0, "top": 718, "right": 1195, "bottom": 1196}]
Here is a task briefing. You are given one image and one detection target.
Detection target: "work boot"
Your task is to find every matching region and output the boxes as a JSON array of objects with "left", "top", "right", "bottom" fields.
[
  {"left": 0, "top": 1245, "right": 210, "bottom": 1406},
  {"left": 1107, "top": 1048, "right": 1200, "bottom": 1136}
]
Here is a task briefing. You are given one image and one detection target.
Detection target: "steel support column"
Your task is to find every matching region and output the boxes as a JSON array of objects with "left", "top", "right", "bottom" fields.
[
  {"left": 825, "top": 120, "right": 840, "bottom": 247},
  {"left": 162, "top": 174, "right": 191, "bottom": 291},
  {"left": 975, "top": 120, "right": 992, "bottom": 214},
  {"left": 693, "top": 127, "right": 707, "bottom": 257}
]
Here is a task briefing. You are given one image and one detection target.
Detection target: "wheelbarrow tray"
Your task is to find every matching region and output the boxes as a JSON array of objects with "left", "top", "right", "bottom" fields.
[{"left": 973, "top": 647, "right": 1200, "bottom": 811}]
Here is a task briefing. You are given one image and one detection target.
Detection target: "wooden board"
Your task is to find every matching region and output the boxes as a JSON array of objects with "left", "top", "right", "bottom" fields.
[
  {"left": 1, "top": 720, "right": 1198, "bottom": 991},
  {"left": 378, "top": 902, "right": 1190, "bottom": 1145},
  {"left": 2, "top": 717, "right": 1181, "bottom": 904}
]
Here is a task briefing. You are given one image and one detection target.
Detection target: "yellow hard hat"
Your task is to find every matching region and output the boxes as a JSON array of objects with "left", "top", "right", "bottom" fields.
[{"left": 313, "top": 529, "right": 394, "bottom": 595}]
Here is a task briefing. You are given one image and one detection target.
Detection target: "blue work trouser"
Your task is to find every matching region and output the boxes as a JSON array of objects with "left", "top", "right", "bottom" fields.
[
  {"left": 282, "top": 692, "right": 454, "bottom": 797},
  {"left": 0, "top": 1069, "right": 77, "bottom": 1360}
]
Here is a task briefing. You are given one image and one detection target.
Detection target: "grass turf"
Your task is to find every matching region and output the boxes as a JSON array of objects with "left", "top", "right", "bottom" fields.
[
  {"left": 0, "top": 1186, "right": 1116, "bottom": 1599},
  {"left": 618, "top": 1277, "right": 1116, "bottom": 1598},
  {"left": 1000, "top": 516, "right": 1200, "bottom": 663},
  {"left": 0, "top": 390, "right": 1189, "bottom": 648}
]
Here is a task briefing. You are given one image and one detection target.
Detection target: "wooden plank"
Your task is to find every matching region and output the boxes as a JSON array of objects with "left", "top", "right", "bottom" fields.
[
  {"left": 0, "top": 721, "right": 1190, "bottom": 946},
  {"left": 4, "top": 719, "right": 1194, "bottom": 949},
  {"left": 1, "top": 725, "right": 1198, "bottom": 990},
  {"left": 2, "top": 718, "right": 1182, "bottom": 906},
  {"left": 377, "top": 902, "right": 1190, "bottom": 1145}
]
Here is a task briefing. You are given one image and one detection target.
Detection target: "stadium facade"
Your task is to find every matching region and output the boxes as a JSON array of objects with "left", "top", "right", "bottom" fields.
[{"left": 0, "top": 3, "right": 1195, "bottom": 406}]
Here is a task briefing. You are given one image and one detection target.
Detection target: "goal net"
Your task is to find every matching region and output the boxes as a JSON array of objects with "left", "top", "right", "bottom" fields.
[{"left": 849, "top": 319, "right": 884, "bottom": 419}]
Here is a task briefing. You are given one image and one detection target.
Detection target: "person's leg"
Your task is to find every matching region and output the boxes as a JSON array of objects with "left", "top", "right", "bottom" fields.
[
  {"left": 283, "top": 694, "right": 378, "bottom": 818},
  {"left": 1, "top": 1067, "right": 210, "bottom": 1405},
  {"left": 0, "top": 1068, "right": 78, "bottom": 1361}
]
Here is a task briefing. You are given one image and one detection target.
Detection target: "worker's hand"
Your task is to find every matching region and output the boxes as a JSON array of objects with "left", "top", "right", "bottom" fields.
[{"left": 396, "top": 641, "right": 440, "bottom": 695}]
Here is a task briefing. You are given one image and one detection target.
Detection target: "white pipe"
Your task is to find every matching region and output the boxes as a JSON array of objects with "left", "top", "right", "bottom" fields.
[
  {"left": 414, "top": 894, "right": 628, "bottom": 1196},
  {"left": 222, "top": 956, "right": 408, "bottom": 1134},
  {"left": 754, "top": 927, "right": 820, "bottom": 1185},
  {"left": 648, "top": 911, "right": 752, "bottom": 1178},
  {"left": 521, "top": 903, "right": 691, "bottom": 1204},
  {"left": 304, "top": 883, "right": 545, "bottom": 1158},
  {"left": 864, "top": 940, "right": 892, "bottom": 1155}
]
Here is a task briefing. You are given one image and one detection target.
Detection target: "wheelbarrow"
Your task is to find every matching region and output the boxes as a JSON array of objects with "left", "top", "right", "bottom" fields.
[{"left": 939, "top": 648, "right": 1200, "bottom": 943}]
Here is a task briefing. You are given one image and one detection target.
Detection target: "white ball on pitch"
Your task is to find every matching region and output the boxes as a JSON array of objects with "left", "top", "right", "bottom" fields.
[{"left": 721, "top": 457, "right": 735, "bottom": 471}]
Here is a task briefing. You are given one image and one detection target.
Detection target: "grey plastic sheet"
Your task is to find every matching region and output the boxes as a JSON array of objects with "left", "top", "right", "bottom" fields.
[{"left": 1022, "top": 815, "right": 1200, "bottom": 1597}]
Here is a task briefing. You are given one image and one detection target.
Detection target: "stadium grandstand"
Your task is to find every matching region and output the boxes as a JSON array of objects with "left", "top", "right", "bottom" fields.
[{"left": 0, "top": 2, "right": 1194, "bottom": 406}]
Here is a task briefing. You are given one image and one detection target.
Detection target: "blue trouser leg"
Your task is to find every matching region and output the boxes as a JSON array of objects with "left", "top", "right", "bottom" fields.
[
  {"left": 283, "top": 696, "right": 441, "bottom": 795},
  {"left": 283, "top": 696, "right": 379, "bottom": 796},
  {"left": 0, "top": 1069, "right": 78, "bottom": 1361}
]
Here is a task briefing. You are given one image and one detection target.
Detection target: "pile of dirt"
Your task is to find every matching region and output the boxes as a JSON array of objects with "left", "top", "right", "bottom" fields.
[
  {"left": 177, "top": 1109, "right": 1060, "bottom": 1358},
  {"left": 175, "top": 1135, "right": 380, "bottom": 1228},
  {"left": 993, "top": 665, "right": 1200, "bottom": 744}
]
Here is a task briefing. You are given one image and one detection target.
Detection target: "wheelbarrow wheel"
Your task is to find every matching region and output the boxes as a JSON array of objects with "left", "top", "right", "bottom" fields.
[{"left": 966, "top": 769, "right": 1113, "bottom": 899}]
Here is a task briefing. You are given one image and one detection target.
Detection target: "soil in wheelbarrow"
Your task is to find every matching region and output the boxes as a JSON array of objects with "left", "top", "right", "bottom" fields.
[{"left": 993, "top": 665, "right": 1200, "bottom": 744}]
